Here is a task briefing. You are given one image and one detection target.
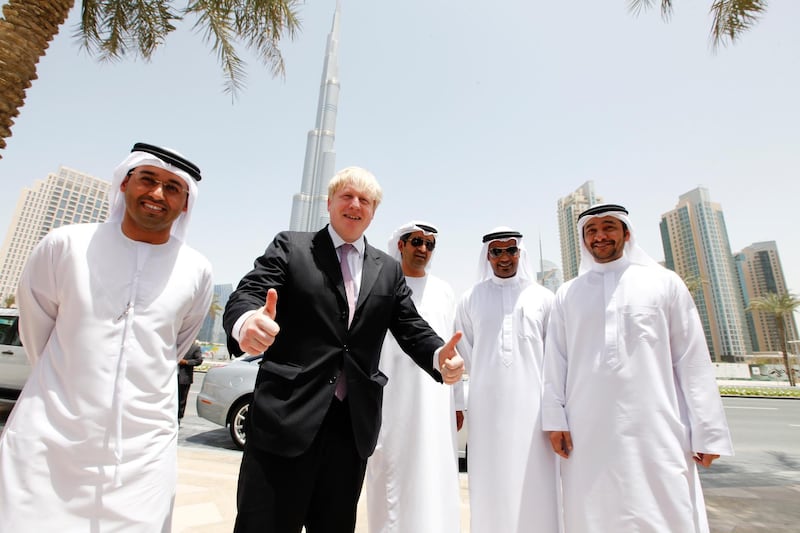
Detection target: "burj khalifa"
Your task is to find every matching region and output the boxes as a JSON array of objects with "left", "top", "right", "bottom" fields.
[{"left": 289, "top": 2, "right": 341, "bottom": 231}]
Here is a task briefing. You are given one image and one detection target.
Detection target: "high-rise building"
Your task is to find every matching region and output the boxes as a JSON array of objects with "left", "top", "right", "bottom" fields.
[
  {"left": 197, "top": 283, "right": 234, "bottom": 348},
  {"left": 537, "top": 259, "right": 563, "bottom": 293},
  {"left": 557, "top": 181, "right": 603, "bottom": 281},
  {"left": 735, "top": 241, "right": 799, "bottom": 353},
  {"left": 289, "top": 2, "right": 341, "bottom": 231},
  {"left": 660, "top": 187, "right": 750, "bottom": 360},
  {"left": 0, "top": 166, "right": 110, "bottom": 304}
]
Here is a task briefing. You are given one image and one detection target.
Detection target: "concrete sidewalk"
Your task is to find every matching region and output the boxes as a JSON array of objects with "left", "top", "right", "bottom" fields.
[
  {"left": 174, "top": 445, "right": 800, "bottom": 533},
  {"left": 174, "top": 446, "right": 471, "bottom": 532}
]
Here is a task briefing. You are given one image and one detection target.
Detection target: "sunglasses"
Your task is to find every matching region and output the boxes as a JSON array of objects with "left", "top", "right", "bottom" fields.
[
  {"left": 406, "top": 237, "right": 436, "bottom": 251},
  {"left": 134, "top": 174, "right": 188, "bottom": 197},
  {"left": 489, "top": 246, "right": 519, "bottom": 258}
]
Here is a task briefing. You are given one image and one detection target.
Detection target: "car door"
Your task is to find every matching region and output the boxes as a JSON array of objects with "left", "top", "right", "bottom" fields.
[{"left": 0, "top": 313, "right": 29, "bottom": 399}]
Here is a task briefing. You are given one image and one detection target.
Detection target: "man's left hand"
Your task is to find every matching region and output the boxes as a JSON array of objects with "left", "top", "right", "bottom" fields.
[
  {"left": 438, "top": 331, "right": 464, "bottom": 385},
  {"left": 693, "top": 452, "right": 720, "bottom": 468}
]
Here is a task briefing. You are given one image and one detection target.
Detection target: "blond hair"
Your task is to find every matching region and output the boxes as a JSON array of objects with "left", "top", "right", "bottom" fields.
[{"left": 327, "top": 166, "right": 383, "bottom": 209}]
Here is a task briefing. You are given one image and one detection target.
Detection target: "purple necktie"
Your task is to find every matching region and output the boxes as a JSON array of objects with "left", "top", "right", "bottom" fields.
[
  {"left": 336, "top": 243, "right": 356, "bottom": 400},
  {"left": 340, "top": 244, "right": 356, "bottom": 327}
]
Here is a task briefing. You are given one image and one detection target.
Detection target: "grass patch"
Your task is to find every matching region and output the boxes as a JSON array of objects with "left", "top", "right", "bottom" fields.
[{"left": 719, "top": 386, "right": 800, "bottom": 398}]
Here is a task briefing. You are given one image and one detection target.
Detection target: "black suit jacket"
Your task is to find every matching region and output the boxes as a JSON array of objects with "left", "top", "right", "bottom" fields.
[
  {"left": 223, "top": 228, "right": 444, "bottom": 459},
  {"left": 178, "top": 343, "right": 203, "bottom": 385}
]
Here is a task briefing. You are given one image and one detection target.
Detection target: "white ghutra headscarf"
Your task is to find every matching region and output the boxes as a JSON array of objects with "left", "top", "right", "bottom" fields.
[
  {"left": 108, "top": 143, "right": 202, "bottom": 242},
  {"left": 476, "top": 226, "right": 535, "bottom": 283},
  {"left": 388, "top": 220, "right": 439, "bottom": 271},
  {"left": 577, "top": 203, "right": 659, "bottom": 275}
]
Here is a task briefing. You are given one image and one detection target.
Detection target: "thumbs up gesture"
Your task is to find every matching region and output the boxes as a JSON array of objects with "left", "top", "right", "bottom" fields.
[
  {"left": 239, "top": 289, "right": 281, "bottom": 355},
  {"left": 438, "top": 331, "right": 465, "bottom": 385}
]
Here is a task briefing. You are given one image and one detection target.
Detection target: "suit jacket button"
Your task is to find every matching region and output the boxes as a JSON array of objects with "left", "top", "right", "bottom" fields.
[{"left": 329, "top": 376, "right": 336, "bottom": 384}]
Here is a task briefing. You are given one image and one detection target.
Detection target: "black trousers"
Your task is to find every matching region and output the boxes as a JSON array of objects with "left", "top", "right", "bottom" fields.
[
  {"left": 177, "top": 382, "right": 191, "bottom": 420},
  {"left": 233, "top": 398, "right": 367, "bottom": 533}
]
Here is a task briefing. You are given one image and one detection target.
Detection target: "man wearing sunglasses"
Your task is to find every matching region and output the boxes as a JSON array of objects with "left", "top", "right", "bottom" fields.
[
  {"left": 454, "top": 227, "right": 560, "bottom": 533},
  {"left": 0, "top": 143, "right": 213, "bottom": 531},
  {"left": 366, "top": 221, "right": 462, "bottom": 533},
  {"left": 542, "top": 204, "right": 732, "bottom": 532}
]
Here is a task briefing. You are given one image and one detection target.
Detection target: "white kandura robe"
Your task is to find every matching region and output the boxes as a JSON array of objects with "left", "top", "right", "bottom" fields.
[
  {"left": 542, "top": 256, "right": 733, "bottom": 533},
  {"left": 0, "top": 222, "right": 213, "bottom": 532},
  {"left": 454, "top": 276, "right": 561, "bottom": 533},
  {"left": 366, "top": 274, "right": 461, "bottom": 533}
]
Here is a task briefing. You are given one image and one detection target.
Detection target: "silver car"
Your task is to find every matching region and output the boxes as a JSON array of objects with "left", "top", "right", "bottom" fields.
[
  {"left": 197, "top": 354, "right": 469, "bottom": 461},
  {"left": 0, "top": 308, "right": 28, "bottom": 401},
  {"left": 196, "top": 354, "right": 261, "bottom": 450}
]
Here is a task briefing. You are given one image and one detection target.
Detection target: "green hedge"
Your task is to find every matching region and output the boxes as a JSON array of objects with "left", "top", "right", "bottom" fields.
[{"left": 719, "top": 386, "right": 800, "bottom": 398}]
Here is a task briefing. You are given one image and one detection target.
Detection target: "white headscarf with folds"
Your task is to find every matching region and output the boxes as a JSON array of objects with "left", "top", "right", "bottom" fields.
[
  {"left": 577, "top": 203, "right": 659, "bottom": 275},
  {"left": 388, "top": 220, "right": 438, "bottom": 271},
  {"left": 477, "top": 226, "right": 535, "bottom": 283},
  {"left": 109, "top": 148, "right": 199, "bottom": 242}
]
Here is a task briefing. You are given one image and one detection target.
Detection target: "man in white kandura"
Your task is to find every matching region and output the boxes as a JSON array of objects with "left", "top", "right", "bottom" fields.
[
  {"left": 542, "top": 203, "right": 733, "bottom": 533},
  {"left": 455, "top": 227, "right": 561, "bottom": 533},
  {"left": 366, "top": 221, "right": 462, "bottom": 533},
  {"left": 0, "top": 143, "right": 213, "bottom": 532}
]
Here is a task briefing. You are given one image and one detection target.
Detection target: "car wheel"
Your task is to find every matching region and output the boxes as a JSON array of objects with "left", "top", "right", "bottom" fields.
[{"left": 228, "top": 396, "right": 251, "bottom": 450}]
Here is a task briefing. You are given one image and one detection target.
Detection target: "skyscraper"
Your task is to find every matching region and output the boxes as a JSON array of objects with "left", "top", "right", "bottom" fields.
[
  {"left": 537, "top": 259, "right": 563, "bottom": 293},
  {"left": 660, "top": 187, "right": 750, "bottom": 360},
  {"left": 735, "top": 241, "right": 799, "bottom": 353},
  {"left": 0, "top": 166, "right": 110, "bottom": 304},
  {"left": 289, "top": 2, "right": 341, "bottom": 231},
  {"left": 197, "top": 283, "right": 234, "bottom": 348},
  {"left": 557, "top": 181, "right": 603, "bottom": 281}
]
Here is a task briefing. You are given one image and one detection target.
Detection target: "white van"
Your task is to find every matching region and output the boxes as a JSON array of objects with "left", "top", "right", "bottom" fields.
[{"left": 0, "top": 308, "right": 28, "bottom": 400}]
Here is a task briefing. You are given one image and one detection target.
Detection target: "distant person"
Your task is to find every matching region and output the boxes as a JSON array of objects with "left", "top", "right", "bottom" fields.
[
  {"left": 178, "top": 340, "right": 204, "bottom": 423},
  {"left": 366, "top": 221, "right": 461, "bottom": 533},
  {"left": 454, "top": 227, "right": 561, "bottom": 533},
  {"left": 0, "top": 143, "right": 213, "bottom": 531},
  {"left": 223, "top": 167, "right": 465, "bottom": 533},
  {"left": 542, "top": 203, "right": 733, "bottom": 532}
]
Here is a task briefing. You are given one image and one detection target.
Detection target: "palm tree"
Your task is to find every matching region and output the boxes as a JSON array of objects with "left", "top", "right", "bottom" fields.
[
  {"left": 0, "top": 0, "right": 300, "bottom": 156},
  {"left": 3, "top": 294, "right": 14, "bottom": 308},
  {"left": 629, "top": 0, "right": 768, "bottom": 49},
  {"left": 681, "top": 273, "right": 708, "bottom": 301},
  {"left": 747, "top": 292, "right": 800, "bottom": 387},
  {"left": 208, "top": 293, "right": 223, "bottom": 322}
]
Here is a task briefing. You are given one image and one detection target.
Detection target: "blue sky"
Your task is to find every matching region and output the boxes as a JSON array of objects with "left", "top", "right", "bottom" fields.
[{"left": 1, "top": 1, "right": 799, "bottom": 299}]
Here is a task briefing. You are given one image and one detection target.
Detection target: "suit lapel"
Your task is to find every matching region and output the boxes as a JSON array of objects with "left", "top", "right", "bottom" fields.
[
  {"left": 358, "top": 240, "right": 383, "bottom": 311},
  {"left": 311, "top": 229, "right": 348, "bottom": 305}
]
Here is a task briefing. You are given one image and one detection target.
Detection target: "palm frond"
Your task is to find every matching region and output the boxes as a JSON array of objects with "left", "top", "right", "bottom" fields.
[
  {"left": 235, "top": 0, "right": 301, "bottom": 77},
  {"left": 76, "top": 0, "right": 102, "bottom": 50},
  {"left": 710, "top": 0, "right": 768, "bottom": 49},
  {"left": 130, "top": 0, "right": 178, "bottom": 59},
  {"left": 186, "top": 0, "right": 246, "bottom": 95},
  {"left": 78, "top": 0, "right": 179, "bottom": 62},
  {"left": 628, "top": 0, "right": 674, "bottom": 20}
]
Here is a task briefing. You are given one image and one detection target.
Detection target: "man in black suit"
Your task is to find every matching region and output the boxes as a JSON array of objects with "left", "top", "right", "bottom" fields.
[
  {"left": 177, "top": 340, "right": 203, "bottom": 424},
  {"left": 223, "top": 167, "right": 464, "bottom": 533}
]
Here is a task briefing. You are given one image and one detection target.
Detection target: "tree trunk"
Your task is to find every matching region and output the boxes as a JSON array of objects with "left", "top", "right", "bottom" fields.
[
  {"left": 0, "top": 0, "right": 75, "bottom": 157},
  {"left": 777, "top": 319, "right": 795, "bottom": 387}
]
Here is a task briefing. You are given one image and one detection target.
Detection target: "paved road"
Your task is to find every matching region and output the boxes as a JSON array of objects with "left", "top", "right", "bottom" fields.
[
  {"left": 2, "top": 381, "right": 800, "bottom": 532},
  {"left": 699, "top": 397, "right": 800, "bottom": 532}
]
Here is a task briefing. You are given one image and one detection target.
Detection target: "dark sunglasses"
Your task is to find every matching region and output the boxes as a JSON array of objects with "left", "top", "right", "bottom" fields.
[
  {"left": 406, "top": 236, "right": 436, "bottom": 251},
  {"left": 489, "top": 246, "right": 519, "bottom": 258}
]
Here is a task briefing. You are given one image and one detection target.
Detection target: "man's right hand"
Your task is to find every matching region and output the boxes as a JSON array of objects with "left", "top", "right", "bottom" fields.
[
  {"left": 549, "top": 430, "right": 573, "bottom": 459},
  {"left": 239, "top": 289, "right": 280, "bottom": 355},
  {"left": 455, "top": 410, "right": 464, "bottom": 431}
]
